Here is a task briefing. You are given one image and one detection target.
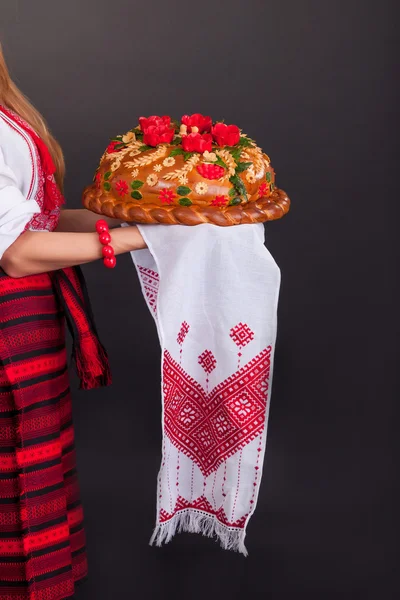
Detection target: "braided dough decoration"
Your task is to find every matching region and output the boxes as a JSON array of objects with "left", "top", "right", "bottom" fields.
[
  {"left": 84, "top": 184, "right": 290, "bottom": 226},
  {"left": 83, "top": 121, "right": 290, "bottom": 227}
]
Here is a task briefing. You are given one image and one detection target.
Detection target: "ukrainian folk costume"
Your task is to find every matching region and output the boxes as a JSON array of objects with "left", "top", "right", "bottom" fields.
[{"left": 0, "top": 106, "right": 110, "bottom": 600}]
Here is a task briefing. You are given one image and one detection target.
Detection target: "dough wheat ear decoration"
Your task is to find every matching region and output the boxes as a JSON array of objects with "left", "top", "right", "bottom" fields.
[
  {"left": 125, "top": 145, "right": 168, "bottom": 172},
  {"left": 83, "top": 114, "right": 290, "bottom": 226},
  {"left": 215, "top": 149, "right": 236, "bottom": 182},
  {"left": 163, "top": 154, "right": 200, "bottom": 181}
]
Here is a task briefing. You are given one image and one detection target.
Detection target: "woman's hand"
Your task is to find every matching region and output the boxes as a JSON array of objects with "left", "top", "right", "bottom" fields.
[
  {"left": 55, "top": 208, "right": 123, "bottom": 233},
  {"left": 0, "top": 224, "right": 146, "bottom": 278}
]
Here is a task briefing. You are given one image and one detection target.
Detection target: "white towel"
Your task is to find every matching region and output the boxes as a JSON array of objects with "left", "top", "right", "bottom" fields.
[{"left": 130, "top": 223, "right": 280, "bottom": 555}]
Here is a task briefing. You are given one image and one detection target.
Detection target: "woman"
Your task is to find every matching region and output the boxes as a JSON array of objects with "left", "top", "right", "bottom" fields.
[{"left": 0, "top": 45, "right": 145, "bottom": 599}]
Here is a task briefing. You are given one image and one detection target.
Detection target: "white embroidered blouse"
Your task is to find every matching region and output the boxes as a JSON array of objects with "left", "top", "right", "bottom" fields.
[{"left": 0, "top": 110, "right": 60, "bottom": 260}]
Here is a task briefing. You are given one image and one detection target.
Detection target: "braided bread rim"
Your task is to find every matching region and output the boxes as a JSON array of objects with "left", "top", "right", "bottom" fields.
[{"left": 83, "top": 186, "right": 290, "bottom": 227}]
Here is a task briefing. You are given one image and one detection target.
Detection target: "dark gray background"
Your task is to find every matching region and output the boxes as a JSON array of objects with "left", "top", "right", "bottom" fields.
[{"left": 1, "top": 1, "right": 397, "bottom": 598}]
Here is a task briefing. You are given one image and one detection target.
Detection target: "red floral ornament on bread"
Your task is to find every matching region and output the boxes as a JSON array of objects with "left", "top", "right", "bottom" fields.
[
  {"left": 139, "top": 115, "right": 172, "bottom": 131},
  {"left": 182, "top": 133, "right": 213, "bottom": 153},
  {"left": 258, "top": 182, "right": 269, "bottom": 198},
  {"left": 212, "top": 123, "right": 241, "bottom": 146},
  {"left": 211, "top": 195, "right": 228, "bottom": 206},
  {"left": 139, "top": 115, "right": 175, "bottom": 147},
  {"left": 159, "top": 188, "right": 176, "bottom": 204},
  {"left": 196, "top": 163, "right": 225, "bottom": 180},
  {"left": 143, "top": 126, "right": 175, "bottom": 147},
  {"left": 181, "top": 113, "right": 212, "bottom": 133},
  {"left": 107, "top": 141, "right": 121, "bottom": 154},
  {"left": 115, "top": 180, "right": 129, "bottom": 197}
]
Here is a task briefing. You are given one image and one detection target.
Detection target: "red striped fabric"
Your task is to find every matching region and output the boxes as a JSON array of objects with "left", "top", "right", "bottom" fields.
[{"left": 0, "top": 268, "right": 87, "bottom": 600}]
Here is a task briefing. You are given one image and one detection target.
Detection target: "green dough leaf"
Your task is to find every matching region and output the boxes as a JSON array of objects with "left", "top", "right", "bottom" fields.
[
  {"left": 170, "top": 148, "right": 185, "bottom": 157},
  {"left": 215, "top": 156, "right": 228, "bottom": 169},
  {"left": 228, "top": 187, "right": 237, "bottom": 197},
  {"left": 170, "top": 136, "right": 182, "bottom": 146},
  {"left": 266, "top": 172, "right": 271, "bottom": 182},
  {"left": 178, "top": 198, "right": 192, "bottom": 206},
  {"left": 183, "top": 151, "right": 195, "bottom": 161},
  {"left": 139, "top": 145, "right": 154, "bottom": 152},
  {"left": 176, "top": 186, "right": 192, "bottom": 196},
  {"left": 236, "top": 161, "right": 252, "bottom": 173},
  {"left": 229, "top": 174, "right": 248, "bottom": 201},
  {"left": 131, "top": 180, "right": 144, "bottom": 190},
  {"left": 238, "top": 136, "right": 255, "bottom": 148},
  {"left": 131, "top": 190, "right": 142, "bottom": 200},
  {"left": 103, "top": 182, "right": 111, "bottom": 191},
  {"left": 224, "top": 146, "right": 242, "bottom": 162},
  {"left": 104, "top": 171, "right": 112, "bottom": 180},
  {"left": 228, "top": 197, "right": 242, "bottom": 206}
]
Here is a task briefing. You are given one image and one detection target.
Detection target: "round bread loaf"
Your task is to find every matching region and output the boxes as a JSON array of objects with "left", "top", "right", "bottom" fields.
[{"left": 83, "top": 114, "right": 290, "bottom": 226}]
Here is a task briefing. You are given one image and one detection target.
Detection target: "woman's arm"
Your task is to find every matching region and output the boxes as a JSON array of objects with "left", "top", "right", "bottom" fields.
[
  {"left": 0, "top": 225, "right": 146, "bottom": 278},
  {"left": 55, "top": 208, "right": 123, "bottom": 233}
]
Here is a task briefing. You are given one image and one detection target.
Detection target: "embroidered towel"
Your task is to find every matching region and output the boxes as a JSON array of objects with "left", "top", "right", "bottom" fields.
[{"left": 130, "top": 223, "right": 280, "bottom": 555}]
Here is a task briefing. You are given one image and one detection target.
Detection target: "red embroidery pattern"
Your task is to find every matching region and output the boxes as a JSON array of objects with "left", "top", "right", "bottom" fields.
[
  {"left": 0, "top": 110, "right": 60, "bottom": 232},
  {"left": 232, "top": 449, "right": 243, "bottom": 519},
  {"left": 198, "top": 349, "right": 217, "bottom": 374},
  {"left": 222, "top": 462, "right": 227, "bottom": 498},
  {"left": 137, "top": 266, "right": 159, "bottom": 314},
  {"left": 177, "top": 321, "right": 190, "bottom": 345},
  {"left": 28, "top": 208, "right": 59, "bottom": 233},
  {"left": 230, "top": 322, "right": 255, "bottom": 348},
  {"left": 249, "top": 434, "right": 263, "bottom": 507},
  {"left": 160, "top": 495, "right": 248, "bottom": 529},
  {"left": 177, "top": 321, "right": 190, "bottom": 364},
  {"left": 163, "top": 346, "right": 272, "bottom": 477}
]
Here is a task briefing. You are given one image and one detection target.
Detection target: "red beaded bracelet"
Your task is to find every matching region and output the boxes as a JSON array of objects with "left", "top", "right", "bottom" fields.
[{"left": 95, "top": 220, "right": 116, "bottom": 269}]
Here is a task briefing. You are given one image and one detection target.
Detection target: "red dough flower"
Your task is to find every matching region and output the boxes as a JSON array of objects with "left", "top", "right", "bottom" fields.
[
  {"left": 182, "top": 133, "right": 213, "bottom": 153},
  {"left": 212, "top": 123, "right": 241, "bottom": 147},
  {"left": 196, "top": 163, "right": 225, "bottom": 180},
  {"left": 158, "top": 188, "right": 176, "bottom": 204},
  {"left": 143, "top": 126, "right": 175, "bottom": 147},
  {"left": 139, "top": 115, "right": 172, "bottom": 131},
  {"left": 211, "top": 195, "right": 228, "bottom": 207},
  {"left": 95, "top": 172, "right": 101, "bottom": 189},
  {"left": 107, "top": 141, "right": 121, "bottom": 154},
  {"left": 258, "top": 182, "right": 269, "bottom": 197},
  {"left": 139, "top": 115, "right": 175, "bottom": 147},
  {"left": 181, "top": 113, "right": 212, "bottom": 133},
  {"left": 115, "top": 180, "right": 129, "bottom": 196}
]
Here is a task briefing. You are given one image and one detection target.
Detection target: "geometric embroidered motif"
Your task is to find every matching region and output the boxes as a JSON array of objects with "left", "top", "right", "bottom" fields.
[
  {"left": 177, "top": 321, "right": 190, "bottom": 345},
  {"left": 198, "top": 349, "right": 217, "bottom": 374},
  {"left": 137, "top": 266, "right": 159, "bottom": 314},
  {"left": 159, "top": 495, "right": 248, "bottom": 528},
  {"left": 229, "top": 322, "right": 255, "bottom": 348},
  {"left": 163, "top": 346, "right": 271, "bottom": 477}
]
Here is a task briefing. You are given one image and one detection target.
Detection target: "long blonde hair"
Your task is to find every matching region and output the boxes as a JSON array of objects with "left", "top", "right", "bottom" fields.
[{"left": 0, "top": 44, "right": 65, "bottom": 190}]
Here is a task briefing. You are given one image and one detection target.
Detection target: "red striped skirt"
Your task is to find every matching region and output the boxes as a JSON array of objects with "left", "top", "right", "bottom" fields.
[{"left": 0, "top": 270, "right": 87, "bottom": 600}]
